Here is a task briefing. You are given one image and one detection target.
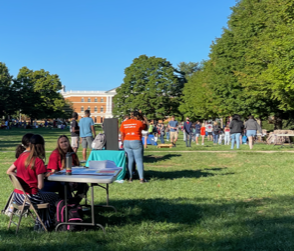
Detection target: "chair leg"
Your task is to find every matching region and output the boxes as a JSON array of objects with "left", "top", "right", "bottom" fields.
[
  {"left": 7, "top": 210, "right": 14, "bottom": 230},
  {"left": 31, "top": 206, "right": 48, "bottom": 232},
  {"left": 16, "top": 208, "right": 24, "bottom": 234}
]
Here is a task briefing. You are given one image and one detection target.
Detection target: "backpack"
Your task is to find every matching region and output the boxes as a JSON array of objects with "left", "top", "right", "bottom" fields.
[
  {"left": 242, "top": 135, "right": 247, "bottom": 143},
  {"left": 55, "top": 199, "right": 83, "bottom": 231},
  {"left": 91, "top": 133, "right": 106, "bottom": 150}
]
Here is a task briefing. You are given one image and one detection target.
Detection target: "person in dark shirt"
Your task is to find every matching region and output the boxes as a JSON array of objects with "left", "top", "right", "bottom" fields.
[
  {"left": 70, "top": 112, "right": 80, "bottom": 153},
  {"left": 195, "top": 121, "right": 201, "bottom": 145}
]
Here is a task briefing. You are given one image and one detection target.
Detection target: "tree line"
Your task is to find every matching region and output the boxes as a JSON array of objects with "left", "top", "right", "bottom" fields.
[
  {"left": 114, "top": 0, "right": 294, "bottom": 129},
  {"left": 0, "top": 62, "right": 72, "bottom": 121}
]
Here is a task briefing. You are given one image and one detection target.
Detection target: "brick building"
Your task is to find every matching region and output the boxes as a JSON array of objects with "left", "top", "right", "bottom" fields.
[{"left": 61, "top": 87, "right": 116, "bottom": 123}]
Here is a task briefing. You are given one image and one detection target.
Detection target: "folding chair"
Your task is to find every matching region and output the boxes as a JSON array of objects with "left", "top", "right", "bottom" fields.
[{"left": 7, "top": 174, "right": 49, "bottom": 233}]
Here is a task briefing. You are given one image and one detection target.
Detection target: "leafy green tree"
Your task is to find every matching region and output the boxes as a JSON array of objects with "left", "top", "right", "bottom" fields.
[
  {"left": 177, "top": 62, "right": 201, "bottom": 79},
  {"left": 113, "top": 55, "right": 184, "bottom": 120},
  {"left": 16, "top": 67, "right": 68, "bottom": 121},
  {"left": 0, "top": 63, "right": 16, "bottom": 118}
]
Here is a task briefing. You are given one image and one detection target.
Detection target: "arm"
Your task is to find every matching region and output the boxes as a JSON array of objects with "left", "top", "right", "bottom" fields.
[
  {"left": 91, "top": 125, "right": 96, "bottom": 138},
  {"left": 37, "top": 174, "right": 44, "bottom": 189},
  {"left": 6, "top": 164, "right": 17, "bottom": 176}
]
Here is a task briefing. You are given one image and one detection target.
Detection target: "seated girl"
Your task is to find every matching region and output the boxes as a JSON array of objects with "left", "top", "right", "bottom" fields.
[
  {"left": 43, "top": 135, "right": 88, "bottom": 202},
  {"left": 6, "top": 134, "right": 59, "bottom": 230},
  {"left": 15, "top": 133, "right": 34, "bottom": 158}
]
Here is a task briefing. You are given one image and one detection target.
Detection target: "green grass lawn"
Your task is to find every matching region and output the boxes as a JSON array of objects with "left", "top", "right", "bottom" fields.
[{"left": 1, "top": 128, "right": 294, "bottom": 250}]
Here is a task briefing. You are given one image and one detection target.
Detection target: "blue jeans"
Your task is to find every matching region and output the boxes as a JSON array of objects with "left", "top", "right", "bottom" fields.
[
  {"left": 213, "top": 134, "right": 219, "bottom": 144},
  {"left": 231, "top": 133, "right": 241, "bottom": 149},
  {"left": 160, "top": 134, "right": 165, "bottom": 144},
  {"left": 124, "top": 140, "right": 144, "bottom": 180},
  {"left": 166, "top": 132, "right": 170, "bottom": 141}
]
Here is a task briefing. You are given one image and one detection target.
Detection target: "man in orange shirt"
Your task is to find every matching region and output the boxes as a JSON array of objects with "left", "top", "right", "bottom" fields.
[{"left": 120, "top": 111, "right": 148, "bottom": 183}]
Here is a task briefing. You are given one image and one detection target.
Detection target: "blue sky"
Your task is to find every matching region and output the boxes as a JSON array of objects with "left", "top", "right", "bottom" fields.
[{"left": 0, "top": 0, "right": 237, "bottom": 91}]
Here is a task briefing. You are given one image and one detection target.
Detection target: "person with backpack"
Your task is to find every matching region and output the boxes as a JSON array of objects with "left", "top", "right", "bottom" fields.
[
  {"left": 44, "top": 135, "right": 88, "bottom": 202},
  {"left": 229, "top": 114, "right": 244, "bottom": 149},
  {"left": 6, "top": 134, "right": 59, "bottom": 230},
  {"left": 245, "top": 115, "right": 262, "bottom": 149}
]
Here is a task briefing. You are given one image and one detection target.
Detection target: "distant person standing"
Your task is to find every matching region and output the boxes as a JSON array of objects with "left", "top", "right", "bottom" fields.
[
  {"left": 184, "top": 117, "right": 193, "bottom": 147},
  {"left": 70, "top": 112, "right": 80, "bottom": 153},
  {"left": 79, "top": 110, "right": 96, "bottom": 161},
  {"left": 245, "top": 115, "right": 262, "bottom": 150},
  {"left": 5, "top": 120, "right": 9, "bottom": 129},
  {"left": 168, "top": 116, "right": 178, "bottom": 147},
  {"left": 229, "top": 114, "right": 244, "bottom": 149},
  {"left": 206, "top": 122, "right": 213, "bottom": 141},
  {"left": 200, "top": 123, "right": 206, "bottom": 145},
  {"left": 195, "top": 121, "right": 201, "bottom": 145}
]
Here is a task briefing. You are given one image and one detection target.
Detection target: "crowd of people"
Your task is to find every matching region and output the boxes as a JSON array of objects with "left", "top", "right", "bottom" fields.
[{"left": 136, "top": 114, "right": 262, "bottom": 150}]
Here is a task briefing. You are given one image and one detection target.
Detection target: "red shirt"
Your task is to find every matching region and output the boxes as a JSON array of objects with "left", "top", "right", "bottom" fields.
[
  {"left": 120, "top": 119, "right": 146, "bottom": 141},
  {"left": 47, "top": 149, "right": 79, "bottom": 172},
  {"left": 200, "top": 127, "right": 206, "bottom": 136},
  {"left": 14, "top": 152, "right": 46, "bottom": 195}
]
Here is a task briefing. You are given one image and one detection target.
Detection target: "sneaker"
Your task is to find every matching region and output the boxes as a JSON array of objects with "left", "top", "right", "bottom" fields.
[
  {"left": 80, "top": 160, "right": 86, "bottom": 163},
  {"left": 202, "top": 143, "right": 204, "bottom": 145},
  {"left": 140, "top": 179, "right": 148, "bottom": 184},
  {"left": 196, "top": 143, "right": 199, "bottom": 145},
  {"left": 128, "top": 179, "right": 133, "bottom": 183}
]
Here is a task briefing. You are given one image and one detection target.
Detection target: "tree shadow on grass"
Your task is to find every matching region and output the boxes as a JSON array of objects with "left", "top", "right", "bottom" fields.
[
  {"left": 0, "top": 140, "right": 20, "bottom": 150},
  {"left": 144, "top": 154, "right": 182, "bottom": 163},
  {"left": 144, "top": 167, "right": 234, "bottom": 180}
]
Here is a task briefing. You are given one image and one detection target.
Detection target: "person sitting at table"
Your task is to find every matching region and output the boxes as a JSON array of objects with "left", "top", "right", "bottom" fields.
[
  {"left": 44, "top": 135, "right": 88, "bottom": 202},
  {"left": 6, "top": 134, "right": 59, "bottom": 230},
  {"left": 120, "top": 110, "right": 148, "bottom": 183},
  {"left": 15, "top": 133, "right": 34, "bottom": 158}
]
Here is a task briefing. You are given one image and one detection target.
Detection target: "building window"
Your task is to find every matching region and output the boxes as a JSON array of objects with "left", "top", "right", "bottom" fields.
[
  {"left": 94, "top": 106, "right": 97, "bottom": 112},
  {"left": 101, "top": 117, "right": 104, "bottom": 123},
  {"left": 81, "top": 98, "right": 84, "bottom": 102},
  {"left": 94, "top": 117, "right": 97, "bottom": 123},
  {"left": 95, "top": 98, "right": 98, "bottom": 102},
  {"left": 100, "top": 107, "right": 104, "bottom": 113},
  {"left": 101, "top": 98, "right": 104, "bottom": 102},
  {"left": 88, "top": 106, "right": 91, "bottom": 112},
  {"left": 81, "top": 106, "right": 84, "bottom": 112},
  {"left": 88, "top": 98, "right": 91, "bottom": 102}
]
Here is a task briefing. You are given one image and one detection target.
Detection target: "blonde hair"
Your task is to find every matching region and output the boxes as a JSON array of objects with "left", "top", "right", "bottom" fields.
[{"left": 213, "top": 121, "right": 218, "bottom": 126}]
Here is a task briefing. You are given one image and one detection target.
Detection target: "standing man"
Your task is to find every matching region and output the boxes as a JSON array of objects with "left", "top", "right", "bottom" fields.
[
  {"left": 206, "top": 122, "right": 213, "bottom": 141},
  {"left": 70, "top": 112, "right": 80, "bottom": 153},
  {"left": 168, "top": 116, "right": 178, "bottom": 147},
  {"left": 184, "top": 117, "right": 193, "bottom": 147},
  {"left": 79, "top": 110, "right": 96, "bottom": 162}
]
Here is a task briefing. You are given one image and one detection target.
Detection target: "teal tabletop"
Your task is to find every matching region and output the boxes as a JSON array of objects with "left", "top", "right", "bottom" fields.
[{"left": 86, "top": 150, "right": 126, "bottom": 180}]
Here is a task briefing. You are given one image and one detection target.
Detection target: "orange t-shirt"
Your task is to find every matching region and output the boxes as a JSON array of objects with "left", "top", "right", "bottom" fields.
[
  {"left": 120, "top": 119, "right": 146, "bottom": 141},
  {"left": 200, "top": 127, "right": 206, "bottom": 136}
]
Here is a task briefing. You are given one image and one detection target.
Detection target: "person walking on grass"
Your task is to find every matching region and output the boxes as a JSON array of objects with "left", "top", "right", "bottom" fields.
[
  {"left": 213, "top": 121, "right": 221, "bottom": 145},
  {"left": 224, "top": 125, "right": 230, "bottom": 145},
  {"left": 168, "top": 116, "right": 178, "bottom": 147},
  {"left": 245, "top": 115, "right": 262, "bottom": 150},
  {"left": 184, "top": 117, "right": 193, "bottom": 147},
  {"left": 206, "top": 122, "right": 213, "bottom": 141},
  {"left": 229, "top": 114, "right": 244, "bottom": 150},
  {"left": 79, "top": 110, "right": 96, "bottom": 162},
  {"left": 195, "top": 121, "right": 201, "bottom": 145},
  {"left": 200, "top": 123, "right": 206, "bottom": 145},
  {"left": 70, "top": 112, "right": 80, "bottom": 153}
]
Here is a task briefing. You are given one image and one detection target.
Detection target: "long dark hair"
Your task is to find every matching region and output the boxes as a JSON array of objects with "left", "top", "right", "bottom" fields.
[
  {"left": 15, "top": 133, "right": 34, "bottom": 158},
  {"left": 56, "top": 135, "right": 79, "bottom": 169},
  {"left": 232, "top": 114, "right": 240, "bottom": 121},
  {"left": 25, "top": 134, "right": 45, "bottom": 170}
]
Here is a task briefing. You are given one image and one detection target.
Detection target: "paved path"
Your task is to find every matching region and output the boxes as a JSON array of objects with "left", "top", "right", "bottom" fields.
[{"left": 0, "top": 150, "right": 293, "bottom": 153}]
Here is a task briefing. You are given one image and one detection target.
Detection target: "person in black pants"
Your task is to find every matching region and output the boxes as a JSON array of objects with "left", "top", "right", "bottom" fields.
[{"left": 184, "top": 117, "right": 193, "bottom": 147}]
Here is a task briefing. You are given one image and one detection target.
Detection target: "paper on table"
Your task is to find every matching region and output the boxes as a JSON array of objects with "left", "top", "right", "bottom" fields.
[{"left": 55, "top": 168, "right": 121, "bottom": 176}]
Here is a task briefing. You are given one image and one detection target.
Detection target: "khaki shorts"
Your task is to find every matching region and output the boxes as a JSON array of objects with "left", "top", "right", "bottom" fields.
[
  {"left": 71, "top": 136, "right": 79, "bottom": 148},
  {"left": 170, "top": 131, "right": 178, "bottom": 141}
]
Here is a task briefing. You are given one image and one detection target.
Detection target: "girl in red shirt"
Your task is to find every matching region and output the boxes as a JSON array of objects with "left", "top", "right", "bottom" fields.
[
  {"left": 7, "top": 134, "right": 59, "bottom": 230},
  {"left": 200, "top": 123, "right": 206, "bottom": 145},
  {"left": 44, "top": 135, "right": 88, "bottom": 202}
]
